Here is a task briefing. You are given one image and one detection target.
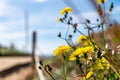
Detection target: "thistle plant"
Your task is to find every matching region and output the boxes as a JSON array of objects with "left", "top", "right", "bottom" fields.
[{"left": 39, "top": 0, "right": 120, "bottom": 80}]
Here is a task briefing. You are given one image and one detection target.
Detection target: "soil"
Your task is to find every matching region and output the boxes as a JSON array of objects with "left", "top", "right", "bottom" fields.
[{"left": 0, "top": 56, "right": 34, "bottom": 80}]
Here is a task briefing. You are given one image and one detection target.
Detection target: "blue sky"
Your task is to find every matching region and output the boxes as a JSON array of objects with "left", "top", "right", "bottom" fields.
[{"left": 0, "top": 0, "right": 120, "bottom": 55}]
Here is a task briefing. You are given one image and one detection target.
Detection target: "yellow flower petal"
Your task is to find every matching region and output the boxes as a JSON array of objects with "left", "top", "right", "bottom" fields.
[
  {"left": 84, "top": 71, "right": 93, "bottom": 80},
  {"left": 60, "top": 7, "right": 73, "bottom": 15},
  {"left": 54, "top": 45, "right": 71, "bottom": 56},
  {"left": 77, "top": 35, "right": 88, "bottom": 42},
  {"left": 97, "top": 0, "right": 107, "bottom": 4},
  {"left": 69, "top": 46, "right": 94, "bottom": 61},
  {"left": 95, "top": 57, "right": 110, "bottom": 70},
  {"left": 56, "top": 18, "right": 61, "bottom": 22}
]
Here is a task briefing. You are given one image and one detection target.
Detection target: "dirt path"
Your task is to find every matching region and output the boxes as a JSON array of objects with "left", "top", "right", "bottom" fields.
[
  {"left": 0, "top": 56, "right": 32, "bottom": 71},
  {"left": 0, "top": 66, "right": 34, "bottom": 80},
  {"left": 0, "top": 56, "right": 34, "bottom": 80}
]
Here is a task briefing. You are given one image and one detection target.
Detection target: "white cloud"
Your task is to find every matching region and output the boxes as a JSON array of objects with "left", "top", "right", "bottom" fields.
[
  {"left": 83, "top": 12, "right": 98, "bottom": 18},
  {"left": 0, "top": 0, "right": 23, "bottom": 19},
  {"left": 0, "top": 18, "right": 24, "bottom": 30},
  {"left": 0, "top": 25, "right": 8, "bottom": 31},
  {"left": 0, "top": 0, "right": 8, "bottom": 15},
  {"left": 29, "top": 12, "right": 56, "bottom": 26},
  {"left": 0, "top": 32, "right": 25, "bottom": 39}
]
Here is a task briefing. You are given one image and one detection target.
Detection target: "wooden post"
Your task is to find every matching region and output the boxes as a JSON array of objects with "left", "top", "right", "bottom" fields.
[
  {"left": 32, "top": 31, "right": 36, "bottom": 67},
  {"left": 31, "top": 31, "right": 45, "bottom": 79}
]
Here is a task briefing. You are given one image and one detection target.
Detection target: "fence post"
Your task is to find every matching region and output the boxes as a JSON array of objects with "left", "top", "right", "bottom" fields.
[{"left": 32, "top": 31, "right": 36, "bottom": 68}]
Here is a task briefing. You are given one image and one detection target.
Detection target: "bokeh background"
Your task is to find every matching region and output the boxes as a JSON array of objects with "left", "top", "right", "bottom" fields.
[{"left": 0, "top": 0, "right": 120, "bottom": 80}]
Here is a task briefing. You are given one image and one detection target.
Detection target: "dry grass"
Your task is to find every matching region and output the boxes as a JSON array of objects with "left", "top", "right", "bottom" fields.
[{"left": 93, "top": 24, "right": 120, "bottom": 51}]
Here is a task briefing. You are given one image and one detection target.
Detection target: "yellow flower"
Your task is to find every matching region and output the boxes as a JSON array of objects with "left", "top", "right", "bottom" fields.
[
  {"left": 69, "top": 46, "right": 94, "bottom": 61},
  {"left": 83, "top": 40, "right": 90, "bottom": 46},
  {"left": 60, "top": 7, "right": 73, "bottom": 15},
  {"left": 77, "top": 35, "right": 88, "bottom": 42},
  {"left": 69, "top": 49, "right": 80, "bottom": 60},
  {"left": 101, "top": 57, "right": 106, "bottom": 63},
  {"left": 97, "top": 63, "right": 104, "bottom": 69},
  {"left": 54, "top": 45, "right": 71, "bottom": 56},
  {"left": 95, "top": 57, "right": 110, "bottom": 70},
  {"left": 101, "top": 57, "right": 110, "bottom": 69},
  {"left": 97, "top": 0, "right": 107, "bottom": 4},
  {"left": 84, "top": 71, "right": 93, "bottom": 80},
  {"left": 77, "top": 35, "right": 91, "bottom": 46},
  {"left": 56, "top": 18, "right": 61, "bottom": 22}
]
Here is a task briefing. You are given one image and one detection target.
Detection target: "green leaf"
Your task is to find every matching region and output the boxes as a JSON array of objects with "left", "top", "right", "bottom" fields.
[{"left": 109, "top": 73, "right": 118, "bottom": 80}]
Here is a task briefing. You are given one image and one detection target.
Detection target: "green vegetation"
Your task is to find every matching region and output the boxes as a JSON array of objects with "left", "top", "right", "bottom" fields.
[{"left": 0, "top": 46, "right": 30, "bottom": 56}]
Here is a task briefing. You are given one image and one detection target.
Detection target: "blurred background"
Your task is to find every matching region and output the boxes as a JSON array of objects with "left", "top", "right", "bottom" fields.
[{"left": 0, "top": 0, "right": 120, "bottom": 80}]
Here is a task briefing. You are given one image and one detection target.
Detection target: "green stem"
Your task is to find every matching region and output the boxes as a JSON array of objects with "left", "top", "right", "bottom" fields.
[
  {"left": 100, "top": 70, "right": 103, "bottom": 80},
  {"left": 52, "top": 71, "right": 65, "bottom": 80},
  {"left": 76, "top": 29, "right": 87, "bottom": 37},
  {"left": 101, "top": 24, "right": 106, "bottom": 47},
  {"left": 45, "top": 70, "right": 56, "bottom": 80},
  {"left": 62, "top": 54, "right": 67, "bottom": 80},
  {"left": 88, "top": 29, "right": 101, "bottom": 50},
  {"left": 86, "top": 61, "right": 87, "bottom": 74},
  {"left": 65, "top": 25, "right": 70, "bottom": 39},
  {"left": 79, "top": 64, "right": 84, "bottom": 74},
  {"left": 65, "top": 39, "right": 75, "bottom": 50}
]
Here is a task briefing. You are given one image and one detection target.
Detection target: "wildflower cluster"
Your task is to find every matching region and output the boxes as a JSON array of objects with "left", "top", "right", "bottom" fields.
[
  {"left": 69, "top": 46, "right": 94, "bottom": 61},
  {"left": 95, "top": 57, "right": 110, "bottom": 70},
  {"left": 39, "top": 0, "right": 120, "bottom": 80}
]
